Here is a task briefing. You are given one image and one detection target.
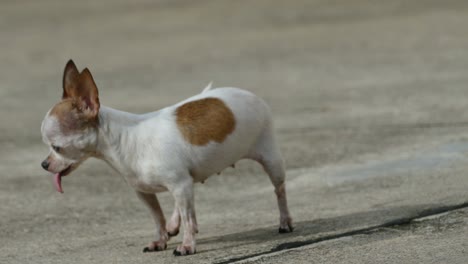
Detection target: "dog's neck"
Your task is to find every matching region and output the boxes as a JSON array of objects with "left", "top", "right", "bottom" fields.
[{"left": 94, "top": 106, "right": 144, "bottom": 175}]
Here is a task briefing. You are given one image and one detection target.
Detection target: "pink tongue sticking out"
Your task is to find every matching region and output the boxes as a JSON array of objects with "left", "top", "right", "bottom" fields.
[{"left": 54, "top": 173, "right": 64, "bottom": 193}]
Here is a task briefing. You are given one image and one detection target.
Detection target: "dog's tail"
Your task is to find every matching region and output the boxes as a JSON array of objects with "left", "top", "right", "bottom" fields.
[{"left": 202, "top": 82, "right": 213, "bottom": 93}]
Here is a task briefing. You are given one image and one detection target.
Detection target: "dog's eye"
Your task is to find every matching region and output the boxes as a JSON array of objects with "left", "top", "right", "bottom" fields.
[{"left": 52, "top": 145, "right": 61, "bottom": 153}]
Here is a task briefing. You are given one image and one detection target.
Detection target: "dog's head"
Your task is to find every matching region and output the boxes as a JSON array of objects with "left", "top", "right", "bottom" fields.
[{"left": 40, "top": 60, "right": 100, "bottom": 193}]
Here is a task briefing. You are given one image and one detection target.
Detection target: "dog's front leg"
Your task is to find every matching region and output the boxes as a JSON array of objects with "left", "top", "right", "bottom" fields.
[
  {"left": 136, "top": 191, "right": 169, "bottom": 252},
  {"left": 170, "top": 178, "right": 198, "bottom": 256}
]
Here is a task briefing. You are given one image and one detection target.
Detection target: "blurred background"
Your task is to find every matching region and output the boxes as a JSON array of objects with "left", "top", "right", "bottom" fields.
[{"left": 1, "top": 1, "right": 468, "bottom": 263}]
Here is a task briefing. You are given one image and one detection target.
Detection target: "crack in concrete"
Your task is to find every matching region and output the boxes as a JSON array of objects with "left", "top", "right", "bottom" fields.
[{"left": 215, "top": 201, "right": 468, "bottom": 264}]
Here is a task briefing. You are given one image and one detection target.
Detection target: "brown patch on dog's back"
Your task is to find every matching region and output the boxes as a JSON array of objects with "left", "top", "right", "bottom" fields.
[
  {"left": 176, "top": 98, "right": 235, "bottom": 146},
  {"left": 49, "top": 99, "right": 98, "bottom": 134}
]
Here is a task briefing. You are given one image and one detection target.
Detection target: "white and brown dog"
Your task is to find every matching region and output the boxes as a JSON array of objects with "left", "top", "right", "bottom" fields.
[{"left": 41, "top": 60, "right": 293, "bottom": 256}]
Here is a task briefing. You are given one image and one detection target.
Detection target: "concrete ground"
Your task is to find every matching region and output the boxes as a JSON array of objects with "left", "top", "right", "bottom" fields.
[{"left": 1, "top": 0, "right": 468, "bottom": 263}]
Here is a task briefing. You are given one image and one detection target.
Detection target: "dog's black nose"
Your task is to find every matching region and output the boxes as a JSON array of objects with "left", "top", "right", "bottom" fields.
[{"left": 41, "top": 160, "right": 49, "bottom": 170}]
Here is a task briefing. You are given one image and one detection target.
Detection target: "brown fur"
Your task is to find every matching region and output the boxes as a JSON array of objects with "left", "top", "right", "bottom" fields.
[
  {"left": 49, "top": 99, "right": 98, "bottom": 134},
  {"left": 62, "top": 60, "right": 80, "bottom": 99},
  {"left": 176, "top": 98, "right": 236, "bottom": 146}
]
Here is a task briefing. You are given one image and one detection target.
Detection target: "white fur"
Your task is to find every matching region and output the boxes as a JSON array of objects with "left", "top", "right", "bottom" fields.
[{"left": 41, "top": 86, "right": 292, "bottom": 255}]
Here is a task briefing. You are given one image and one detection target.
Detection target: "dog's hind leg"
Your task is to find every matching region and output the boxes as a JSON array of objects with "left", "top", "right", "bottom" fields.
[
  {"left": 248, "top": 123, "right": 294, "bottom": 233},
  {"left": 168, "top": 176, "right": 198, "bottom": 256}
]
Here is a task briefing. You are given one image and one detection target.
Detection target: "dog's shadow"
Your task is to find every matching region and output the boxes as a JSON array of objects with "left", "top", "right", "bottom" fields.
[{"left": 195, "top": 203, "right": 437, "bottom": 255}]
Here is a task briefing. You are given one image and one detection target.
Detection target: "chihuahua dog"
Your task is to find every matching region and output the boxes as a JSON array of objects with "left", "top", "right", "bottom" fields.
[{"left": 41, "top": 60, "right": 293, "bottom": 256}]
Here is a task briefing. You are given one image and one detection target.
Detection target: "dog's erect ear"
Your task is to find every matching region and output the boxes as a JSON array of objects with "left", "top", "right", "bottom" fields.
[
  {"left": 62, "top": 59, "right": 80, "bottom": 99},
  {"left": 77, "top": 68, "right": 100, "bottom": 116}
]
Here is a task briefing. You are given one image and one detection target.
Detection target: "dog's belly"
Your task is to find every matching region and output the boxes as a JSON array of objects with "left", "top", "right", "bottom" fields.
[
  {"left": 190, "top": 157, "right": 242, "bottom": 183},
  {"left": 187, "top": 134, "right": 257, "bottom": 182}
]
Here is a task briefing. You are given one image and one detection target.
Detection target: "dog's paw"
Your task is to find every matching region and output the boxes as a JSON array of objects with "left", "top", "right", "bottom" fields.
[
  {"left": 278, "top": 226, "right": 294, "bottom": 233},
  {"left": 173, "top": 245, "right": 196, "bottom": 256},
  {"left": 278, "top": 217, "right": 294, "bottom": 233},
  {"left": 143, "top": 240, "right": 168, "bottom": 253}
]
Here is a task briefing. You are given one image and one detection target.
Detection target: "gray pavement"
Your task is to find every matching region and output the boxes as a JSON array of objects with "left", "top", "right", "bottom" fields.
[
  {"left": 245, "top": 208, "right": 468, "bottom": 264},
  {"left": 1, "top": 0, "right": 468, "bottom": 263}
]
